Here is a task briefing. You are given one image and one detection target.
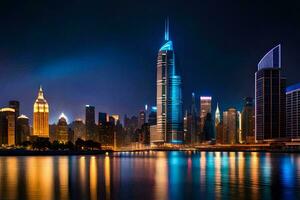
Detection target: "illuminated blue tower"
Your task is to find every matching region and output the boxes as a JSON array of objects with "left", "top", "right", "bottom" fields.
[{"left": 156, "top": 20, "right": 183, "bottom": 144}]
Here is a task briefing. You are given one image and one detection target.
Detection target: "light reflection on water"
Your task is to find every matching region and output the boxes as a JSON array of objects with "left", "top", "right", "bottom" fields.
[{"left": 0, "top": 151, "right": 300, "bottom": 200}]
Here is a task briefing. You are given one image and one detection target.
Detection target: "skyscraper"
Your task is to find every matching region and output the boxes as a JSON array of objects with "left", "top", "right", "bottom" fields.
[
  {"left": 223, "top": 108, "right": 238, "bottom": 144},
  {"left": 156, "top": 20, "right": 183, "bottom": 144},
  {"left": 56, "top": 113, "right": 68, "bottom": 143},
  {"left": 241, "top": 97, "right": 255, "bottom": 143},
  {"left": 85, "top": 105, "right": 96, "bottom": 140},
  {"left": 33, "top": 86, "right": 49, "bottom": 138},
  {"left": 9, "top": 100, "right": 20, "bottom": 118},
  {"left": 70, "top": 119, "right": 86, "bottom": 141},
  {"left": 138, "top": 110, "right": 146, "bottom": 128},
  {"left": 16, "top": 115, "right": 30, "bottom": 145},
  {"left": 200, "top": 96, "right": 212, "bottom": 141},
  {"left": 98, "top": 112, "right": 107, "bottom": 126},
  {"left": 215, "top": 103, "right": 220, "bottom": 126},
  {"left": 255, "top": 45, "right": 286, "bottom": 142},
  {"left": 0, "top": 108, "right": 15, "bottom": 145},
  {"left": 148, "top": 106, "right": 157, "bottom": 126},
  {"left": 215, "top": 103, "right": 223, "bottom": 144},
  {"left": 286, "top": 83, "right": 300, "bottom": 140}
]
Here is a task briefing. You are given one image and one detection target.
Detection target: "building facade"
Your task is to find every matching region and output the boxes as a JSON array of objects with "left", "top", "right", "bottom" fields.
[
  {"left": 255, "top": 45, "right": 286, "bottom": 142},
  {"left": 0, "top": 108, "right": 15, "bottom": 145},
  {"left": 33, "top": 86, "right": 49, "bottom": 138},
  {"left": 85, "top": 105, "right": 96, "bottom": 141},
  {"left": 200, "top": 96, "right": 212, "bottom": 141},
  {"left": 16, "top": 115, "right": 30, "bottom": 145},
  {"left": 156, "top": 21, "right": 183, "bottom": 144},
  {"left": 56, "top": 113, "right": 68, "bottom": 143},
  {"left": 241, "top": 97, "right": 255, "bottom": 143},
  {"left": 223, "top": 108, "right": 238, "bottom": 144},
  {"left": 286, "top": 83, "right": 300, "bottom": 140}
]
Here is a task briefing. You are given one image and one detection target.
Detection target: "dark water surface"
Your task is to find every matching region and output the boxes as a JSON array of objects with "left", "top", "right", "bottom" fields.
[{"left": 0, "top": 151, "right": 300, "bottom": 200}]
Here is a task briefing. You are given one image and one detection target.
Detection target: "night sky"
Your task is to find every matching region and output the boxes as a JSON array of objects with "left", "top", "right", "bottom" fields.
[{"left": 0, "top": 0, "right": 300, "bottom": 124}]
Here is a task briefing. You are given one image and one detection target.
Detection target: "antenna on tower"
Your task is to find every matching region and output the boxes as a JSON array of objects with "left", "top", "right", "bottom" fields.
[{"left": 164, "top": 17, "right": 169, "bottom": 41}]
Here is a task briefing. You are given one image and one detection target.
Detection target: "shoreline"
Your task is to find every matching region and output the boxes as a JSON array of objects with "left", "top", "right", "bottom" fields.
[{"left": 0, "top": 147, "right": 300, "bottom": 156}]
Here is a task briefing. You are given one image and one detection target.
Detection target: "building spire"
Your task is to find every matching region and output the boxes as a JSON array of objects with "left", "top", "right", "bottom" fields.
[
  {"left": 38, "top": 85, "right": 44, "bottom": 99},
  {"left": 164, "top": 17, "right": 169, "bottom": 41}
]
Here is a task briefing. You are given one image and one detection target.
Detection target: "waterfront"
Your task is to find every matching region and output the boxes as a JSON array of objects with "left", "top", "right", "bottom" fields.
[{"left": 0, "top": 151, "right": 300, "bottom": 200}]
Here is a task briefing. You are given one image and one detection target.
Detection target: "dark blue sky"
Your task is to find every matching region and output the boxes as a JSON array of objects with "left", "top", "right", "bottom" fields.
[{"left": 0, "top": 0, "right": 300, "bottom": 123}]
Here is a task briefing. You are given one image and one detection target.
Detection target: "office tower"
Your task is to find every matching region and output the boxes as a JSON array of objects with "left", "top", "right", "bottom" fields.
[
  {"left": 33, "top": 86, "right": 49, "bottom": 138},
  {"left": 203, "top": 113, "right": 215, "bottom": 141},
  {"left": 98, "top": 112, "right": 107, "bottom": 126},
  {"left": 0, "top": 108, "right": 15, "bottom": 145},
  {"left": 156, "top": 20, "right": 183, "bottom": 144},
  {"left": 255, "top": 45, "right": 286, "bottom": 141},
  {"left": 214, "top": 103, "right": 223, "bottom": 144},
  {"left": 148, "top": 106, "right": 157, "bottom": 126},
  {"left": 16, "top": 115, "right": 30, "bottom": 145},
  {"left": 184, "top": 110, "right": 189, "bottom": 143},
  {"left": 56, "top": 113, "right": 68, "bottom": 143},
  {"left": 138, "top": 123, "right": 150, "bottom": 146},
  {"left": 200, "top": 96, "right": 212, "bottom": 141},
  {"left": 85, "top": 105, "right": 96, "bottom": 140},
  {"left": 49, "top": 124, "right": 57, "bottom": 142},
  {"left": 223, "top": 108, "right": 238, "bottom": 144},
  {"left": 286, "top": 83, "right": 300, "bottom": 140},
  {"left": 101, "top": 117, "right": 115, "bottom": 149},
  {"left": 70, "top": 119, "right": 86, "bottom": 141},
  {"left": 190, "top": 93, "right": 198, "bottom": 144},
  {"left": 241, "top": 97, "right": 255, "bottom": 143},
  {"left": 9, "top": 101, "right": 20, "bottom": 118},
  {"left": 215, "top": 103, "right": 220, "bottom": 126},
  {"left": 138, "top": 110, "right": 146, "bottom": 128}
]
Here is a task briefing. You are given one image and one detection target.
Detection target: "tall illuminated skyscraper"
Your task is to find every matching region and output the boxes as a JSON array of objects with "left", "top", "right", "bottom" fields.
[
  {"left": 156, "top": 20, "right": 183, "bottom": 144},
  {"left": 215, "top": 103, "right": 220, "bottom": 126},
  {"left": 33, "top": 86, "right": 49, "bottom": 138},
  {"left": 255, "top": 45, "right": 286, "bottom": 142},
  {"left": 56, "top": 113, "right": 68, "bottom": 143}
]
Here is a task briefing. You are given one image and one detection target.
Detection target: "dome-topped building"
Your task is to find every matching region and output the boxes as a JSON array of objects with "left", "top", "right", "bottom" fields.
[{"left": 33, "top": 86, "right": 49, "bottom": 137}]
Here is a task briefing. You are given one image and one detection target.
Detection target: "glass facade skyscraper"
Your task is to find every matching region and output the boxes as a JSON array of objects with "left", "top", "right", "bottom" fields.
[
  {"left": 255, "top": 45, "right": 286, "bottom": 141},
  {"left": 286, "top": 83, "right": 300, "bottom": 140},
  {"left": 156, "top": 21, "right": 183, "bottom": 144}
]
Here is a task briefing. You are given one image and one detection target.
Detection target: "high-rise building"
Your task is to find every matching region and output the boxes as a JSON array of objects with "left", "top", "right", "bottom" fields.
[
  {"left": 241, "top": 97, "right": 255, "bottom": 143},
  {"left": 138, "top": 110, "right": 146, "bottom": 128},
  {"left": 16, "top": 115, "right": 30, "bottom": 145},
  {"left": 215, "top": 103, "right": 223, "bottom": 144},
  {"left": 33, "top": 86, "right": 49, "bottom": 138},
  {"left": 223, "top": 108, "right": 238, "bottom": 144},
  {"left": 85, "top": 105, "right": 96, "bottom": 140},
  {"left": 200, "top": 96, "right": 212, "bottom": 141},
  {"left": 56, "top": 113, "right": 68, "bottom": 143},
  {"left": 148, "top": 106, "right": 157, "bottom": 126},
  {"left": 286, "top": 83, "right": 300, "bottom": 140},
  {"left": 70, "top": 119, "right": 86, "bottom": 141},
  {"left": 255, "top": 45, "right": 286, "bottom": 142},
  {"left": 9, "top": 101, "right": 20, "bottom": 118},
  {"left": 98, "top": 112, "right": 107, "bottom": 126},
  {"left": 215, "top": 103, "right": 220, "bottom": 126},
  {"left": 0, "top": 108, "right": 15, "bottom": 145},
  {"left": 156, "top": 20, "right": 183, "bottom": 144},
  {"left": 203, "top": 113, "right": 215, "bottom": 141}
]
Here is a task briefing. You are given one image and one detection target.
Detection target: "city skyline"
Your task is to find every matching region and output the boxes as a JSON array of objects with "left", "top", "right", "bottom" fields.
[{"left": 1, "top": 1, "right": 300, "bottom": 123}]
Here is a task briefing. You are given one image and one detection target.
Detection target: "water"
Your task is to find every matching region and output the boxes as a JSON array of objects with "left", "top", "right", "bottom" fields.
[{"left": 0, "top": 151, "right": 299, "bottom": 200}]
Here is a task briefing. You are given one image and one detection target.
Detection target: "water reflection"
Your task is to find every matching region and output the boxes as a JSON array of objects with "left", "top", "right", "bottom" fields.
[{"left": 0, "top": 152, "right": 300, "bottom": 200}]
